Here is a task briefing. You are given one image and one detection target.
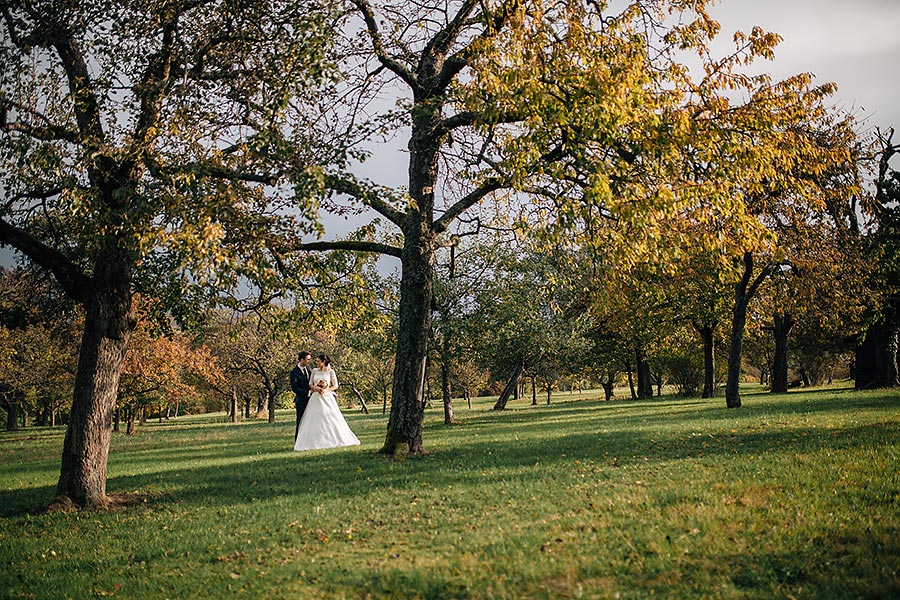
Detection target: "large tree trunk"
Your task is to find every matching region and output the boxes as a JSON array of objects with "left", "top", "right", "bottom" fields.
[
  {"left": 770, "top": 312, "right": 795, "bottom": 393},
  {"left": 855, "top": 308, "right": 900, "bottom": 389},
  {"left": 440, "top": 361, "right": 454, "bottom": 425},
  {"left": 381, "top": 225, "right": 434, "bottom": 457},
  {"left": 698, "top": 323, "right": 716, "bottom": 398},
  {"left": 56, "top": 262, "right": 135, "bottom": 508},
  {"left": 381, "top": 121, "right": 438, "bottom": 456}
]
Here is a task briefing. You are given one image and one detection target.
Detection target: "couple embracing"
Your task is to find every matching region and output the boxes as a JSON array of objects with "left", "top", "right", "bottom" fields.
[{"left": 289, "top": 352, "right": 360, "bottom": 452}]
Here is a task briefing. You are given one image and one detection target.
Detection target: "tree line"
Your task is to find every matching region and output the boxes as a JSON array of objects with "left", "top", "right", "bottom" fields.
[{"left": 1, "top": 0, "right": 898, "bottom": 509}]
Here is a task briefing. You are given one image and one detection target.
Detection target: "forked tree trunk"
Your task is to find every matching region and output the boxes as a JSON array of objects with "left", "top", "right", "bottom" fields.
[
  {"left": 770, "top": 312, "right": 795, "bottom": 393},
  {"left": 725, "top": 252, "right": 774, "bottom": 409},
  {"left": 56, "top": 265, "right": 135, "bottom": 508}
]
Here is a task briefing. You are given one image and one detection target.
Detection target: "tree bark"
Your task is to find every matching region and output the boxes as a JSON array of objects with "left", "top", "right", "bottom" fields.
[
  {"left": 493, "top": 363, "right": 523, "bottom": 411},
  {"left": 440, "top": 361, "right": 454, "bottom": 425},
  {"left": 349, "top": 384, "right": 370, "bottom": 415},
  {"left": 625, "top": 360, "right": 636, "bottom": 400},
  {"left": 697, "top": 323, "right": 716, "bottom": 398},
  {"left": 380, "top": 93, "right": 440, "bottom": 457},
  {"left": 6, "top": 401, "right": 18, "bottom": 431},
  {"left": 601, "top": 372, "right": 616, "bottom": 401},
  {"left": 636, "top": 346, "right": 652, "bottom": 400},
  {"left": 231, "top": 386, "right": 238, "bottom": 423},
  {"left": 770, "top": 312, "right": 795, "bottom": 393},
  {"left": 855, "top": 307, "right": 900, "bottom": 389},
  {"left": 725, "top": 252, "right": 775, "bottom": 408},
  {"left": 266, "top": 386, "right": 276, "bottom": 424},
  {"left": 56, "top": 258, "right": 135, "bottom": 508}
]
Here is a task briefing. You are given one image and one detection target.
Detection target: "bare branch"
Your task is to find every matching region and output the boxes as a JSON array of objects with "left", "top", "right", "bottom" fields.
[
  {"left": 291, "top": 239, "right": 402, "bottom": 258},
  {"left": 354, "top": 0, "right": 421, "bottom": 94},
  {"left": 323, "top": 173, "right": 406, "bottom": 226},
  {"left": 433, "top": 177, "right": 505, "bottom": 234},
  {"left": 0, "top": 218, "right": 91, "bottom": 304}
]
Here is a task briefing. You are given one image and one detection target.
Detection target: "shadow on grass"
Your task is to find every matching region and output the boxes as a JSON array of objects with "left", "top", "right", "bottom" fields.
[
  {"left": 1, "top": 389, "right": 896, "bottom": 520},
  {"left": 4, "top": 420, "right": 892, "bottom": 520}
]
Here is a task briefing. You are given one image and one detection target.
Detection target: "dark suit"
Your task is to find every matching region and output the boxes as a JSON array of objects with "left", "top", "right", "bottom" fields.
[{"left": 290, "top": 364, "right": 312, "bottom": 439}]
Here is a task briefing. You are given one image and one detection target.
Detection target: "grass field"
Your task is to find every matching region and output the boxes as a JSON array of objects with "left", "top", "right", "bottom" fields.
[{"left": 1, "top": 385, "right": 898, "bottom": 599}]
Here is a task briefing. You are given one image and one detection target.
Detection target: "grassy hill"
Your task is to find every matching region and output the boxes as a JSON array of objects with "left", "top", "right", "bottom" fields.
[{"left": 1, "top": 385, "right": 898, "bottom": 599}]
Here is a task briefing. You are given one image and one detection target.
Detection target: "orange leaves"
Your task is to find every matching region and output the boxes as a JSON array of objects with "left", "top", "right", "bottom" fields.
[{"left": 120, "top": 298, "right": 223, "bottom": 406}]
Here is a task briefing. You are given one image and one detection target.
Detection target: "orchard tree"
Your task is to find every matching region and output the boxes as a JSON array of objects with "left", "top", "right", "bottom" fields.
[
  {"left": 0, "top": 0, "right": 336, "bottom": 507},
  {"left": 119, "top": 300, "right": 223, "bottom": 433},
  {"left": 701, "top": 91, "right": 859, "bottom": 408},
  {"left": 0, "top": 321, "right": 76, "bottom": 429},
  {"left": 277, "top": 0, "right": 791, "bottom": 455},
  {"left": 856, "top": 128, "right": 900, "bottom": 388}
]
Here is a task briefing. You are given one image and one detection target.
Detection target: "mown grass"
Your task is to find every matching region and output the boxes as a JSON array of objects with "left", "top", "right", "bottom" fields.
[{"left": 1, "top": 385, "right": 898, "bottom": 599}]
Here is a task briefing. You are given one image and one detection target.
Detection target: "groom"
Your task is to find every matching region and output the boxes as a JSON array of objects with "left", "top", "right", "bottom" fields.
[{"left": 290, "top": 351, "right": 313, "bottom": 440}]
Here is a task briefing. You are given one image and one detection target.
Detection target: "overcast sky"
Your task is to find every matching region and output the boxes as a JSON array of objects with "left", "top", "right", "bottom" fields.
[{"left": 713, "top": 0, "right": 900, "bottom": 133}]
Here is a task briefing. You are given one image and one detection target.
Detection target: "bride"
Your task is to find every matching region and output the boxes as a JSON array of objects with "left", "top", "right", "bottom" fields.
[{"left": 293, "top": 354, "right": 360, "bottom": 451}]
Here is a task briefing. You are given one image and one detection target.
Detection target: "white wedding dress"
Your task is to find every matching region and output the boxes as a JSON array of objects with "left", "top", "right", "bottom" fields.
[{"left": 293, "top": 367, "right": 360, "bottom": 451}]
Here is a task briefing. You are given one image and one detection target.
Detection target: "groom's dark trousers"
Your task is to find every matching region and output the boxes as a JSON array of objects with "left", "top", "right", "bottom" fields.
[{"left": 290, "top": 365, "right": 312, "bottom": 440}]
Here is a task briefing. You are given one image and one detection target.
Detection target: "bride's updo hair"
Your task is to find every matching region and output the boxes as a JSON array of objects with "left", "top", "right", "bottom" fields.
[{"left": 316, "top": 354, "right": 331, "bottom": 367}]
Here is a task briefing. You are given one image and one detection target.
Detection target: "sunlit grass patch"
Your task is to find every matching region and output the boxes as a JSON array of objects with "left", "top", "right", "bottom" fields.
[{"left": 1, "top": 385, "right": 898, "bottom": 599}]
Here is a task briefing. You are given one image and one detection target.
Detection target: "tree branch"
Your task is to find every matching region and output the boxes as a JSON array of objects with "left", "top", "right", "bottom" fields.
[
  {"left": 53, "top": 34, "right": 105, "bottom": 148},
  {"left": 354, "top": 0, "right": 421, "bottom": 94},
  {"left": 132, "top": 18, "right": 177, "bottom": 149},
  {"left": 433, "top": 177, "right": 506, "bottom": 234},
  {"left": 291, "top": 239, "right": 402, "bottom": 258},
  {"left": 0, "top": 218, "right": 91, "bottom": 304},
  {"left": 0, "top": 118, "right": 79, "bottom": 143},
  {"left": 147, "top": 158, "right": 282, "bottom": 185},
  {"left": 323, "top": 173, "right": 405, "bottom": 226},
  {"left": 436, "top": 0, "right": 517, "bottom": 90}
]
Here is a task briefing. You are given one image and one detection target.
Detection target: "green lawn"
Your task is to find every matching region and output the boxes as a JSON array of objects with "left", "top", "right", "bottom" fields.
[{"left": 1, "top": 385, "right": 898, "bottom": 599}]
